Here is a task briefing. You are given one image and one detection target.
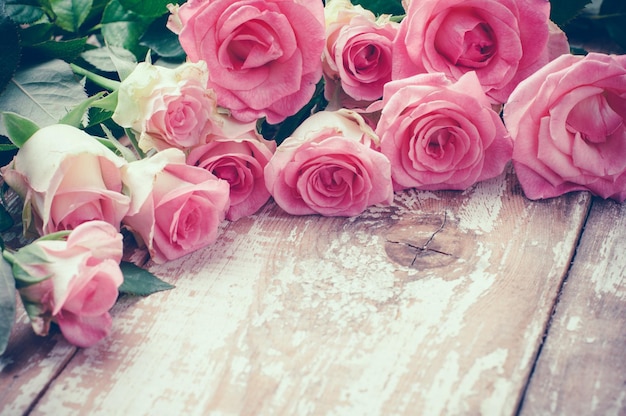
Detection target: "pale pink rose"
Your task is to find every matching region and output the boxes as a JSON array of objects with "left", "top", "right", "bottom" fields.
[
  {"left": 323, "top": 0, "right": 399, "bottom": 107},
  {"left": 1, "top": 124, "right": 130, "bottom": 235},
  {"left": 113, "top": 61, "right": 225, "bottom": 152},
  {"left": 392, "top": 0, "right": 570, "bottom": 103},
  {"left": 174, "top": 0, "right": 325, "bottom": 124},
  {"left": 15, "top": 221, "right": 124, "bottom": 348},
  {"left": 377, "top": 72, "right": 513, "bottom": 190},
  {"left": 503, "top": 52, "right": 626, "bottom": 201},
  {"left": 121, "top": 148, "right": 230, "bottom": 263},
  {"left": 265, "top": 110, "right": 394, "bottom": 216},
  {"left": 187, "top": 132, "right": 276, "bottom": 221}
]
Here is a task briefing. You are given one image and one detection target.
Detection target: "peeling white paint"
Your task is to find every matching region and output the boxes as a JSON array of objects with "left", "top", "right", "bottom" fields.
[{"left": 566, "top": 316, "right": 581, "bottom": 332}]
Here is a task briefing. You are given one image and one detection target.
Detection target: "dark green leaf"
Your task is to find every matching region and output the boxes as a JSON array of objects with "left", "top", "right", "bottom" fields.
[
  {"left": 0, "top": 59, "right": 87, "bottom": 138},
  {"left": 119, "top": 0, "right": 170, "bottom": 17},
  {"left": 600, "top": 0, "right": 626, "bottom": 50},
  {"left": 1, "top": 112, "right": 40, "bottom": 147},
  {"left": 101, "top": 0, "right": 152, "bottom": 60},
  {"left": 119, "top": 262, "right": 175, "bottom": 296},
  {"left": 49, "top": 0, "right": 94, "bottom": 33},
  {"left": 140, "top": 15, "right": 186, "bottom": 60},
  {"left": 0, "top": 254, "right": 16, "bottom": 355},
  {"left": 352, "top": 0, "right": 404, "bottom": 16},
  {"left": 0, "top": 11, "right": 21, "bottom": 96},
  {"left": 27, "top": 37, "right": 88, "bottom": 62},
  {"left": 0, "top": 204, "right": 14, "bottom": 232},
  {"left": 550, "top": 0, "right": 593, "bottom": 27},
  {"left": 86, "top": 108, "right": 114, "bottom": 129},
  {"left": 5, "top": 0, "right": 45, "bottom": 24},
  {"left": 17, "top": 22, "right": 54, "bottom": 46}
]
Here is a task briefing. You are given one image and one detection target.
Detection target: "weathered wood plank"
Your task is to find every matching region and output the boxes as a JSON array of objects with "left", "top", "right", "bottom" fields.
[
  {"left": 8, "top": 168, "right": 592, "bottom": 415},
  {"left": 0, "top": 303, "right": 77, "bottom": 415},
  {"left": 519, "top": 198, "right": 626, "bottom": 416},
  {"left": 0, "top": 238, "right": 148, "bottom": 415}
]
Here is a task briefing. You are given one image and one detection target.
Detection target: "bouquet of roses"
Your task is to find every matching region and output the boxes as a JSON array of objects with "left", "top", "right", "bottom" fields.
[{"left": 0, "top": 0, "right": 624, "bottom": 352}]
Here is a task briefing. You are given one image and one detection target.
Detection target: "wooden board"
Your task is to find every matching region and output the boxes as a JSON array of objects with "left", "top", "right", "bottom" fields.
[
  {"left": 0, "top": 168, "right": 593, "bottom": 414},
  {"left": 520, "top": 198, "right": 626, "bottom": 415}
]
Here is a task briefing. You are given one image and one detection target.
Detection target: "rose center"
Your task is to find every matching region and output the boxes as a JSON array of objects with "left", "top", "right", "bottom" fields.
[
  {"left": 436, "top": 11, "right": 496, "bottom": 68},
  {"left": 566, "top": 92, "right": 624, "bottom": 144},
  {"left": 349, "top": 43, "right": 379, "bottom": 74},
  {"left": 225, "top": 20, "right": 283, "bottom": 70},
  {"left": 425, "top": 130, "right": 454, "bottom": 159}
]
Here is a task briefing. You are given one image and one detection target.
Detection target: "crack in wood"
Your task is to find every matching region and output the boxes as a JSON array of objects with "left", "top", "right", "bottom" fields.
[{"left": 386, "top": 212, "right": 452, "bottom": 266}]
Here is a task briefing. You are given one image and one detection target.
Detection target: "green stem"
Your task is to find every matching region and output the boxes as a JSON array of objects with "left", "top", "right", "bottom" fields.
[{"left": 70, "top": 64, "right": 121, "bottom": 92}]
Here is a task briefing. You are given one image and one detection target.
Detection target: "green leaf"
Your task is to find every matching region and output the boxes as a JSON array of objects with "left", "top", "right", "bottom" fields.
[
  {"left": 90, "top": 90, "right": 118, "bottom": 112},
  {"left": 49, "top": 0, "right": 94, "bottom": 33},
  {"left": 119, "top": 261, "right": 175, "bottom": 296},
  {"left": 140, "top": 15, "right": 186, "bottom": 60},
  {"left": 600, "top": 0, "right": 626, "bottom": 50},
  {"left": 118, "top": 0, "right": 170, "bottom": 18},
  {"left": 58, "top": 91, "right": 106, "bottom": 127},
  {"left": 0, "top": 254, "right": 16, "bottom": 355},
  {"left": 101, "top": 0, "right": 152, "bottom": 60},
  {"left": 107, "top": 46, "right": 138, "bottom": 81},
  {"left": 17, "top": 22, "right": 54, "bottom": 46},
  {"left": 0, "top": 204, "right": 14, "bottom": 233},
  {"left": 1, "top": 112, "right": 40, "bottom": 147},
  {"left": 5, "top": 0, "right": 45, "bottom": 25},
  {"left": 27, "top": 37, "right": 88, "bottom": 62},
  {"left": 550, "top": 0, "right": 593, "bottom": 27},
  {"left": 0, "top": 59, "right": 87, "bottom": 138},
  {"left": 352, "top": 0, "right": 405, "bottom": 16},
  {"left": 0, "top": 11, "right": 21, "bottom": 96},
  {"left": 78, "top": 46, "right": 136, "bottom": 81}
]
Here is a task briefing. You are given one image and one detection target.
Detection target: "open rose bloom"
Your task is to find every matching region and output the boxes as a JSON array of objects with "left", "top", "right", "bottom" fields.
[
  {"left": 172, "top": 0, "right": 325, "bottom": 124},
  {"left": 187, "top": 131, "right": 276, "bottom": 221},
  {"left": 113, "top": 61, "right": 227, "bottom": 152},
  {"left": 121, "top": 148, "right": 230, "bottom": 263},
  {"left": 504, "top": 53, "right": 626, "bottom": 201},
  {"left": 265, "top": 110, "right": 394, "bottom": 216},
  {"left": 377, "top": 72, "right": 513, "bottom": 190},
  {"left": 392, "top": 0, "right": 569, "bottom": 103},
  {"left": 1, "top": 124, "right": 130, "bottom": 235},
  {"left": 14, "top": 221, "right": 124, "bottom": 348},
  {"left": 323, "top": 0, "right": 399, "bottom": 109}
]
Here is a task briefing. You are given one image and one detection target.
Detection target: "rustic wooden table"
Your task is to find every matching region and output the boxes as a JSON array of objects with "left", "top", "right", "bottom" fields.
[{"left": 1, "top": 166, "right": 624, "bottom": 415}]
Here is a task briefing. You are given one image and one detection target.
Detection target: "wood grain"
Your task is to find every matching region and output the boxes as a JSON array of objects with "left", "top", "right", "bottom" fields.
[
  {"left": 519, "top": 198, "right": 626, "bottom": 416},
  {"left": 0, "top": 303, "right": 77, "bottom": 415},
  {"left": 2, "top": 168, "right": 593, "bottom": 415}
]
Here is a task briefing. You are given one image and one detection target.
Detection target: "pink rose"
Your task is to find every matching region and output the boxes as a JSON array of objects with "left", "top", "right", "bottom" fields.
[
  {"left": 503, "top": 52, "right": 626, "bottom": 201},
  {"left": 174, "top": 0, "right": 326, "bottom": 124},
  {"left": 1, "top": 124, "right": 130, "bottom": 235},
  {"left": 265, "top": 110, "right": 394, "bottom": 216},
  {"left": 121, "top": 148, "right": 230, "bottom": 263},
  {"left": 377, "top": 72, "right": 513, "bottom": 190},
  {"left": 113, "top": 61, "right": 225, "bottom": 152},
  {"left": 323, "top": 0, "right": 399, "bottom": 107},
  {"left": 14, "top": 221, "right": 124, "bottom": 348},
  {"left": 187, "top": 132, "right": 276, "bottom": 221},
  {"left": 392, "top": 0, "right": 569, "bottom": 103}
]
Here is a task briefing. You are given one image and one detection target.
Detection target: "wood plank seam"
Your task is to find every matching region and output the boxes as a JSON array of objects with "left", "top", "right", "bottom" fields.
[{"left": 513, "top": 198, "right": 594, "bottom": 415}]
